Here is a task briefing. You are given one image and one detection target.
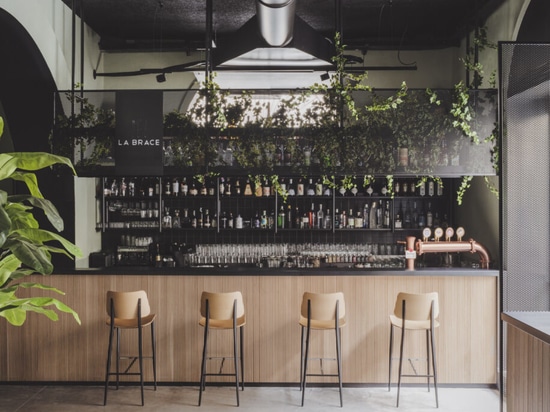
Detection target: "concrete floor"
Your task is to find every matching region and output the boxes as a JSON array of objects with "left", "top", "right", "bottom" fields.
[{"left": 0, "top": 384, "right": 501, "bottom": 412}]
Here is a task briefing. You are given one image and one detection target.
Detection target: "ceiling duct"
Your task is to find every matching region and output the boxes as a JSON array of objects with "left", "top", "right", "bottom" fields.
[{"left": 256, "top": 0, "right": 296, "bottom": 47}]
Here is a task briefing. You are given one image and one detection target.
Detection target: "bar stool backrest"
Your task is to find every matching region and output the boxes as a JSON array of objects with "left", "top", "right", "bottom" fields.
[
  {"left": 393, "top": 291, "right": 439, "bottom": 322},
  {"left": 301, "top": 292, "right": 346, "bottom": 322},
  {"left": 200, "top": 291, "right": 245, "bottom": 323},
  {"left": 106, "top": 290, "right": 151, "bottom": 319}
]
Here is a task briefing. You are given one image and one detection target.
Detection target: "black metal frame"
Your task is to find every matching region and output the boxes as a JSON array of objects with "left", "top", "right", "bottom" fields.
[
  {"left": 300, "top": 298, "right": 343, "bottom": 407},
  {"left": 388, "top": 299, "right": 438, "bottom": 408},
  {"left": 103, "top": 297, "right": 157, "bottom": 406},
  {"left": 198, "top": 298, "right": 245, "bottom": 406}
]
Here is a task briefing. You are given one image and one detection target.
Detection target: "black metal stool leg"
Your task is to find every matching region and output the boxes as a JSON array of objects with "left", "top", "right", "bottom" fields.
[
  {"left": 152, "top": 321, "right": 157, "bottom": 390},
  {"left": 301, "top": 323, "right": 310, "bottom": 407},
  {"left": 240, "top": 326, "right": 245, "bottom": 391},
  {"left": 397, "top": 326, "right": 405, "bottom": 407},
  {"left": 104, "top": 323, "right": 114, "bottom": 405},
  {"left": 388, "top": 324, "right": 394, "bottom": 391},
  {"left": 300, "top": 326, "right": 305, "bottom": 391},
  {"left": 198, "top": 322, "right": 208, "bottom": 406},
  {"left": 116, "top": 328, "right": 120, "bottom": 390}
]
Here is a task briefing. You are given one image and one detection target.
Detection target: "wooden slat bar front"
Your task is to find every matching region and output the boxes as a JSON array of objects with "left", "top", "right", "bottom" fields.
[{"left": 0, "top": 273, "right": 497, "bottom": 385}]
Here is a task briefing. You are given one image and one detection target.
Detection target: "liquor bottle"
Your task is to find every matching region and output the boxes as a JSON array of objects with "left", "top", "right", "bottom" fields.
[
  {"left": 418, "top": 203, "right": 426, "bottom": 228},
  {"left": 220, "top": 211, "right": 228, "bottom": 229},
  {"left": 340, "top": 209, "right": 347, "bottom": 228},
  {"left": 363, "top": 204, "right": 369, "bottom": 228},
  {"left": 437, "top": 180, "right": 444, "bottom": 196},
  {"left": 262, "top": 178, "right": 271, "bottom": 197},
  {"left": 409, "top": 181, "right": 416, "bottom": 196},
  {"left": 197, "top": 207, "right": 204, "bottom": 228},
  {"left": 295, "top": 206, "right": 301, "bottom": 229},
  {"left": 317, "top": 204, "right": 324, "bottom": 229},
  {"left": 433, "top": 211, "right": 441, "bottom": 227},
  {"left": 280, "top": 178, "right": 287, "bottom": 194},
  {"left": 380, "top": 181, "right": 388, "bottom": 197},
  {"left": 403, "top": 201, "right": 412, "bottom": 228},
  {"left": 172, "top": 209, "right": 181, "bottom": 228},
  {"left": 287, "top": 178, "right": 296, "bottom": 196},
  {"left": 334, "top": 208, "right": 340, "bottom": 229},
  {"left": 394, "top": 203, "right": 403, "bottom": 229},
  {"left": 402, "top": 181, "right": 408, "bottom": 196},
  {"left": 154, "top": 178, "right": 161, "bottom": 196},
  {"left": 301, "top": 210, "right": 309, "bottom": 229},
  {"left": 228, "top": 212, "right": 234, "bottom": 229},
  {"left": 189, "top": 181, "right": 198, "bottom": 196},
  {"left": 120, "top": 178, "right": 127, "bottom": 196},
  {"left": 164, "top": 179, "right": 172, "bottom": 196},
  {"left": 412, "top": 201, "right": 419, "bottom": 228},
  {"left": 219, "top": 177, "right": 225, "bottom": 196},
  {"left": 191, "top": 209, "right": 197, "bottom": 228},
  {"left": 376, "top": 202, "right": 383, "bottom": 228},
  {"left": 348, "top": 209, "right": 355, "bottom": 228},
  {"left": 172, "top": 178, "right": 179, "bottom": 196},
  {"left": 181, "top": 177, "right": 188, "bottom": 196},
  {"left": 306, "top": 178, "right": 315, "bottom": 196},
  {"left": 204, "top": 209, "right": 211, "bottom": 228},
  {"left": 260, "top": 210, "right": 267, "bottom": 229},
  {"left": 244, "top": 179, "right": 253, "bottom": 196},
  {"left": 383, "top": 201, "right": 391, "bottom": 228},
  {"left": 182, "top": 208, "right": 191, "bottom": 228},
  {"left": 226, "top": 178, "right": 233, "bottom": 196},
  {"left": 254, "top": 180, "right": 263, "bottom": 197},
  {"left": 110, "top": 179, "right": 119, "bottom": 196},
  {"left": 235, "top": 213, "right": 243, "bottom": 229},
  {"left": 128, "top": 178, "right": 135, "bottom": 197},
  {"left": 286, "top": 204, "right": 293, "bottom": 229},
  {"left": 394, "top": 181, "right": 400, "bottom": 197},
  {"left": 200, "top": 180, "right": 208, "bottom": 196},
  {"left": 297, "top": 178, "right": 305, "bottom": 196},
  {"left": 277, "top": 206, "right": 285, "bottom": 229},
  {"left": 308, "top": 203, "right": 316, "bottom": 229},
  {"left": 369, "top": 201, "right": 377, "bottom": 229},
  {"left": 428, "top": 179, "right": 435, "bottom": 197},
  {"left": 163, "top": 209, "right": 172, "bottom": 228},
  {"left": 418, "top": 179, "right": 426, "bottom": 197},
  {"left": 315, "top": 178, "right": 323, "bottom": 196},
  {"left": 426, "top": 202, "right": 433, "bottom": 227},
  {"left": 324, "top": 209, "right": 332, "bottom": 230},
  {"left": 211, "top": 212, "right": 217, "bottom": 228},
  {"left": 355, "top": 210, "right": 363, "bottom": 229},
  {"left": 254, "top": 211, "right": 261, "bottom": 228},
  {"left": 268, "top": 210, "right": 275, "bottom": 229}
]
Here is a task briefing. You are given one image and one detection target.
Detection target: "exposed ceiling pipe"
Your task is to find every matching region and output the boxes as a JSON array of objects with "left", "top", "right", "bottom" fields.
[{"left": 256, "top": 0, "right": 296, "bottom": 47}]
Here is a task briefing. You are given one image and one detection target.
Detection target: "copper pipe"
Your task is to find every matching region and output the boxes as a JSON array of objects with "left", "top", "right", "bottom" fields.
[{"left": 415, "top": 238, "right": 490, "bottom": 269}]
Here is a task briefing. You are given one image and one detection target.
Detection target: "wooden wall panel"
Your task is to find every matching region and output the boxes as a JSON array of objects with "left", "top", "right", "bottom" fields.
[
  {"left": 0, "top": 274, "right": 497, "bottom": 385},
  {"left": 506, "top": 324, "right": 550, "bottom": 412}
]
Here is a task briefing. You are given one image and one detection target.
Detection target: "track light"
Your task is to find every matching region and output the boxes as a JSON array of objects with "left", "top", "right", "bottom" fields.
[{"left": 156, "top": 73, "right": 166, "bottom": 83}]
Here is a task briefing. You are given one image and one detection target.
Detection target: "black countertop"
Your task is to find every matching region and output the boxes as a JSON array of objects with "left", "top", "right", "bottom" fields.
[
  {"left": 502, "top": 311, "right": 550, "bottom": 345},
  {"left": 56, "top": 266, "right": 498, "bottom": 277}
]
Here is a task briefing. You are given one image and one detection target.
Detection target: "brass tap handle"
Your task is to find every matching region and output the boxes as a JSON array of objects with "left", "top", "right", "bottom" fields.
[{"left": 456, "top": 226, "right": 465, "bottom": 241}]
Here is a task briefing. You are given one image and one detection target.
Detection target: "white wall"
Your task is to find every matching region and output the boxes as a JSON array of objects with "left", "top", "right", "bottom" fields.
[{"left": 0, "top": 0, "right": 103, "bottom": 267}]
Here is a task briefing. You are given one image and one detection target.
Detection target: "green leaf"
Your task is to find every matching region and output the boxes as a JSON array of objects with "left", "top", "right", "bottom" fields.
[
  {"left": 5, "top": 236, "right": 53, "bottom": 274},
  {"left": 7, "top": 152, "right": 76, "bottom": 175},
  {"left": 13, "top": 228, "right": 81, "bottom": 258},
  {"left": 0, "top": 254, "right": 22, "bottom": 286},
  {"left": 0, "top": 116, "right": 4, "bottom": 137},
  {"left": 9, "top": 171, "right": 42, "bottom": 198},
  {"left": 0, "top": 307, "right": 27, "bottom": 326},
  {"left": 9, "top": 195, "right": 63, "bottom": 232}
]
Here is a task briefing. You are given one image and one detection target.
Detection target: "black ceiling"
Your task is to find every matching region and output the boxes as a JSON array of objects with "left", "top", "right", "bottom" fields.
[{"left": 64, "top": 0, "right": 505, "bottom": 53}]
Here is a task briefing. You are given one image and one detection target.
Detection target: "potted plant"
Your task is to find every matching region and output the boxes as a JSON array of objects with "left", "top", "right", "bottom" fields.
[{"left": 0, "top": 116, "right": 81, "bottom": 326}]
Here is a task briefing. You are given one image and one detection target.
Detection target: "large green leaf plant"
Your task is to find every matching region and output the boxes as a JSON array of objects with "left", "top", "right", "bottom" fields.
[{"left": 0, "top": 116, "right": 81, "bottom": 326}]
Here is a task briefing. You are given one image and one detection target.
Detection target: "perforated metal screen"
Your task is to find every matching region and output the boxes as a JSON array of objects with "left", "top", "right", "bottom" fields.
[{"left": 501, "top": 42, "right": 550, "bottom": 312}]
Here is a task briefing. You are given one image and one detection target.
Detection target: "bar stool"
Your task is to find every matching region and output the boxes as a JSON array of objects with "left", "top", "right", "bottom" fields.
[
  {"left": 299, "top": 291, "right": 346, "bottom": 407},
  {"left": 388, "top": 291, "right": 439, "bottom": 408},
  {"left": 103, "top": 290, "right": 157, "bottom": 406},
  {"left": 198, "top": 291, "right": 245, "bottom": 406}
]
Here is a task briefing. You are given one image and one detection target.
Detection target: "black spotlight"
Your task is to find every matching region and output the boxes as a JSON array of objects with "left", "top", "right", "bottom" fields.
[
  {"left": 320, "top": 72, "right": 330, "bottom": 81},
  {"left": 156, "top": 73, "right": 166, "bottom": 83}
]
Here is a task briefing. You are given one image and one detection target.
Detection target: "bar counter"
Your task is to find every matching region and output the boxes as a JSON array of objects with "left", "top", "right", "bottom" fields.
[
  {"left": 0, "top": 268, "right": 498, "bottom": 386},
  {"left": 502, "top": 311, "right": 550, "bottom": 412}
]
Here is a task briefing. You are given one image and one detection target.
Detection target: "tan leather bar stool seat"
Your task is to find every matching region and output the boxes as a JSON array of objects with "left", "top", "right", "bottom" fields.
[
  {"left": 300, "top": 291, "right": 346, "bottom": 407},
  {"left": 388, "top": 291, "right": 439, "bottom": 408},
  {"left": 198, "top": 291, "right": 245, "bottom": 407},
  {"left": 104, "top": 290, "right": 157, "bottom": 406}
]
